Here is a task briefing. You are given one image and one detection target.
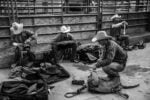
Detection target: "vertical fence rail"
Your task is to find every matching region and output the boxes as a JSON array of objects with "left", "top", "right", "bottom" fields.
[
  {"left": 0, "top": 1, "right": 1, "bottom": 14},
  {"left": 61, "top": 0, "right": 63, "bottom": 25},
  {"left": 10, "top": 0, "right": 15, "bottom": 22},
  {"left": 97, "top": 0, "right": 101, "bottom": 31},
  {"left": 6, "top": 0, "right": 10, "bottom": 26},
  {"left": 51, "top": 0, "right": 53, "bottom": 14}
]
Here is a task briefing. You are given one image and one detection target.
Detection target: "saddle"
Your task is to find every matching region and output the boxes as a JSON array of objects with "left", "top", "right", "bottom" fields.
[{"left": 65, "top": 70, "right": 139, "bottom": 99}]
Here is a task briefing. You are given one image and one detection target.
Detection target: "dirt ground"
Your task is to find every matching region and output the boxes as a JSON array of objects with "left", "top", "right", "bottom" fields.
[{"left": 0, "top": 43, "right": 150, "bottom": 100}]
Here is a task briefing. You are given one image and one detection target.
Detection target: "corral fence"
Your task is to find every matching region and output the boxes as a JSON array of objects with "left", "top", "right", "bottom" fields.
[{"left": 0, "top": 0, "right": 149, "bottom": 48}]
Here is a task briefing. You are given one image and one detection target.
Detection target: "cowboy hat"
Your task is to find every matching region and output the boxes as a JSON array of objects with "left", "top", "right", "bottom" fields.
[
  {"left": 92, "top": 31, "right": 112, "bottom": 42},
  {"left": 60, "top": 25, "right": 71, "bottom": 33},
  {"left": 10, "top": 22, "right": 23, "bottom": 35},
  {"left": 110, "top": 14, "right": 121, "bottom": 20}
]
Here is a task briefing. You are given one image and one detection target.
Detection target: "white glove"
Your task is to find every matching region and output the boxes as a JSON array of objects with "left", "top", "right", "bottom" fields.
[
  {"left": 25, "top": 38, "right": 31, "bottom": 44},
  {"left": 13, "top": 42, "right": 19, "bottom": 46}
]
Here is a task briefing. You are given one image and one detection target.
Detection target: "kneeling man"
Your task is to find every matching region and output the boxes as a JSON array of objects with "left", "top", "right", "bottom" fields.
[{"left": 92, "top": 31, "right": 128, "bottom": 80}]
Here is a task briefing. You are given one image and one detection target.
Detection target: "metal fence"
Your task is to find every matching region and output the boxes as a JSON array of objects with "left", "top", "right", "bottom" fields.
[{"left": 0, "top": 0, "right": 149, "bottom": 41}]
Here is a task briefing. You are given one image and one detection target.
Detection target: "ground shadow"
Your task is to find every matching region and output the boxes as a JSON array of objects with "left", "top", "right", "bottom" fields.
[
  {"left": 73, "top": 63, "right": 92, "bottom": 71},
  {"left": 122, "top": 65, "right": 150, "bottom": 76}
]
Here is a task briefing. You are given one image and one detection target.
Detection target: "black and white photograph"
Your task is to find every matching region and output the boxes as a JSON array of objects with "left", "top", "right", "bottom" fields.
[{"left": 0, "top": 0, "right": 150, "bottom": 100}]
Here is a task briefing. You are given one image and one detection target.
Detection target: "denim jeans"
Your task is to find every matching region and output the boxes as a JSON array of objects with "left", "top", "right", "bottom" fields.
[{"left": 102, "top": 62, "right": 125, "bottom": 77}]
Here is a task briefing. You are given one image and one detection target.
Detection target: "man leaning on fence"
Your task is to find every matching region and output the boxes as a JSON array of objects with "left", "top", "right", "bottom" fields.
[{"left": 110, "top": 14, "right": 130, "bottom": 50}]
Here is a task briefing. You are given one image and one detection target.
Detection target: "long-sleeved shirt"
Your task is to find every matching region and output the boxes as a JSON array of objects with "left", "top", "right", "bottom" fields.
[
  {"left": 96, "top": 40, "right": 127, "bottom": 68},
  {"left": 110, "top": 24, "right": 123, "bottom": 38},
  {"left": 12, "top": 30, "right": 34, "bottom": 43},
  {"left": 52, "top": 32, "right": 75, "bottom": 43}
]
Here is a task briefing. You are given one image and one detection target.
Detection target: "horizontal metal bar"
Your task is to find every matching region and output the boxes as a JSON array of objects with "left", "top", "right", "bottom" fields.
[
  {"left": 103, "top": 5, "right": 149, "bottom": 7},
  {"left": 0, "top": 6, "right": 98, "bottom": 9},
  {"left": 0, "top": 36, "right": 11, "bottom": 39},
  {"left": 38, "top": 29, "right": 97, "bottom": 36},
  {"left": 23, "top": 22, "right": 97, "bottom": 28},
  {"left": 102, "top": 17, "right": 148, "bottom": 23},
  {"left": 18, "top": 13, "right": 97, "bottom": 18},
  {"left": 127, "top": 18, "right": 148, "bottom": 21},
  {"left": 102, "top": 11, "right": 149, "bottom": 15},
  {"left": 0, "top": 16, "right": 9, "bottom": 18},
  {"left": 129, "top": 23, "right": 148, "bottom": 27},
  {"left": 1, "top": 5, "right": 149, "bottom": 8},
  {"left": 0, "top": 26, "right": 10, "bottom": 29},
  {"left": 102, "top": 23, "right": 148, "bottom": 30}
]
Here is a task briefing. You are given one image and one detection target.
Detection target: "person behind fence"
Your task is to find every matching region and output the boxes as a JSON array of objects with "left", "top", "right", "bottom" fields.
[
  {"left": 110, "top": 14, "right": 130, "bottom": 50},
  {"left": 10, "top": 22, "right": 37, "bottom": 64},
  {"left": 51, "top": 25, "right": 78, "bottom": 63},
  {"left": 91, "top": 31, "right": 128, "bottom": 81}
]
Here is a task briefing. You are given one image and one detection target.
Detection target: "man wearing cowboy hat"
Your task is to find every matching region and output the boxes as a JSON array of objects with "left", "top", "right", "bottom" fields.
[
  {"left": 52, "top": 25, "right": 78, "bottom": 63},
  {"left": 10, "top": 22, "right": 37, "bottom": 63},
  {"left": 92, "top": 31, "right": 128, "bottom": 81},
  {"left": 110, "top": 14, "right": 130, "bottom": 50},
  {"left": 10, "top": 22, "right": 37, "bottom": 46}
]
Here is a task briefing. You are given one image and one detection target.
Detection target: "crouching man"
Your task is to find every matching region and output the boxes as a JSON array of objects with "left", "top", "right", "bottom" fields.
[
  {"left": 10, "top": 22, "right": 37, "bottom": 65},
  {"left": 92, "top": 31, "right": 128, "bottom": 81}
]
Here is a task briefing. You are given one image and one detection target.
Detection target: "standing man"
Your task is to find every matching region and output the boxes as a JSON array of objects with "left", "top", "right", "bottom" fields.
[
  {"left": 52, "top": 25, "right": 78, "bottom": 63},
  {"left": 110, "top": 14, "right": 130, "bottom": 50},
  {"left": 92, "top": 31, "right": 128, "bottom": 81}
]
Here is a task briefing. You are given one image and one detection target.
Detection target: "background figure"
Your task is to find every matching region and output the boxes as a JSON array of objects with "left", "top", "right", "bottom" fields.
[
  {"left": 52, "top": 25, "right": 78, "bottom": 63},
  {"left": 10, "top": 22, "right": 37, "bottom": 65},
  {"left": 92, "top": 31, "right": 128, "bottom": 81},
  {"left": 110, "top": 14, "right": 130, "bottom": 50}
]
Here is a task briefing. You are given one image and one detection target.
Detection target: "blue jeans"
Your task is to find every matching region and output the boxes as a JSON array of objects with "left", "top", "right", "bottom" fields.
[{"left": 102, "top": 62, "right": 125, "bottom": 77}]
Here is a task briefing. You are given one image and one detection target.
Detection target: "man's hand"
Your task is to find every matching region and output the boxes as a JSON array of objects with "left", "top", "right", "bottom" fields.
[
  {"left": 89, "top": 64, "right": 97, "bottom": 72},
  {"left": 25, "top": 38, "right": 31, "bottom": 44},
  {"left": 13, "top": 42, "right": 19, "bottom": 46},
  {"left": 13, "top": 42, "right": 23, "bottom": 46},
  {"left": 122, "top": 21, "right": 128, "bottom": 26}
]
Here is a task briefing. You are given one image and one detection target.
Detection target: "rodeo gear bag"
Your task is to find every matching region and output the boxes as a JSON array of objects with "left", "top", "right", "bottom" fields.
[
  {"left": 0, "top": 81, "right": 48, "bottom": 100},
  {"left": 77, "top": 43, "right": 102, "bottom": 64},
  {"left": 65, "top": 70, "right": 139, "bottom": 99}
]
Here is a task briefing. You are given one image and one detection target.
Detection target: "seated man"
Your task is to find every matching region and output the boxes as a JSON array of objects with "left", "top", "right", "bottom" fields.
[
  {"left": 110, "top": 14, "right": 130, "bottom": 50},
  {"left": 92, "top": 31, "right": 128, "bottom": 81},
  {"left": 51, "top": 25, "right": 78, "bottom": 63},
  {"left": 10, "top": 22, "right": 37, "bottom": 65}
]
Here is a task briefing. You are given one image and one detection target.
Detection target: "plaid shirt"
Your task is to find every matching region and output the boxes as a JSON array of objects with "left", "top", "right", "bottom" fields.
[{"left": 96, "top": 40, "right": 127, "bottom": 68}]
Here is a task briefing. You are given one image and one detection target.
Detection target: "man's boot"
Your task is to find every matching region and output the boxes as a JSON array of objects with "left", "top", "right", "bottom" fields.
[{"left": 102, "top": 74, "right": 120, "bottom": 81}]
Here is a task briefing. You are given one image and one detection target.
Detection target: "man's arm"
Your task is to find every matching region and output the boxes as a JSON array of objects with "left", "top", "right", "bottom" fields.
[
  {"left": 68, "top": 33, "right": 75, "bottom": 40},
  {"left": 51, "top": 34, "right": 61, "bottom": 43},
  {"left": 24, "top": 30, "right": 37, "bottom": 43},
  {"left": 112, "top": 21, "right": 128, "bottom": 28},
  {"left": 95, "top": 45, "right": 116, "bottom": 68}
]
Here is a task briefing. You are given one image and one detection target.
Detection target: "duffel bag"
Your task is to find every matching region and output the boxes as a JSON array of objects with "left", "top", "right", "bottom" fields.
[{"left": 0, "top": 81, "right": 48, "bottom": 100}]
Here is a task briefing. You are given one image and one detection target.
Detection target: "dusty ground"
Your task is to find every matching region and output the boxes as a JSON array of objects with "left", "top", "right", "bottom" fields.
[{"left": 0, "top": 43, "right": 150, "bottom": 100}]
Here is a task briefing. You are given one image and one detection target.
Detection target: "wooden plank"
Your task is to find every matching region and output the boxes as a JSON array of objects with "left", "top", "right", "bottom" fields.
[
  {"left": 63, "top": 16, "right": 96, "bottom": 24},
  {"left": 34, "top": 17, "right": 61, "bottom": 25},
  {"left": 19, "top": 18, "right": 33, "bottom": 26},
  {"left": 0, "top": 29, "right": 10, "bottom": 37},
  {"left": 0, "top": 39, "right": 11, "bottom": 49},
  {"left": 35, "top": 26, "right": 60, "bottom": 35}
]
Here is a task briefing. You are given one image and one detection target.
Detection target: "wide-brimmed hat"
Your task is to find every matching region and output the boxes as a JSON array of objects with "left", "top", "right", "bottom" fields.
[
  {"left": 92, "top": 31, "right": 112, "bottom": 42},
  {"left": 10, "top": 22, "right": 23, "bottom": 35},
  {"left": 110, "top": 14, "right": 121, "bottom": 20},
  {"left": 60, "top": 25, "right": 70, "bottom": 33}
]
